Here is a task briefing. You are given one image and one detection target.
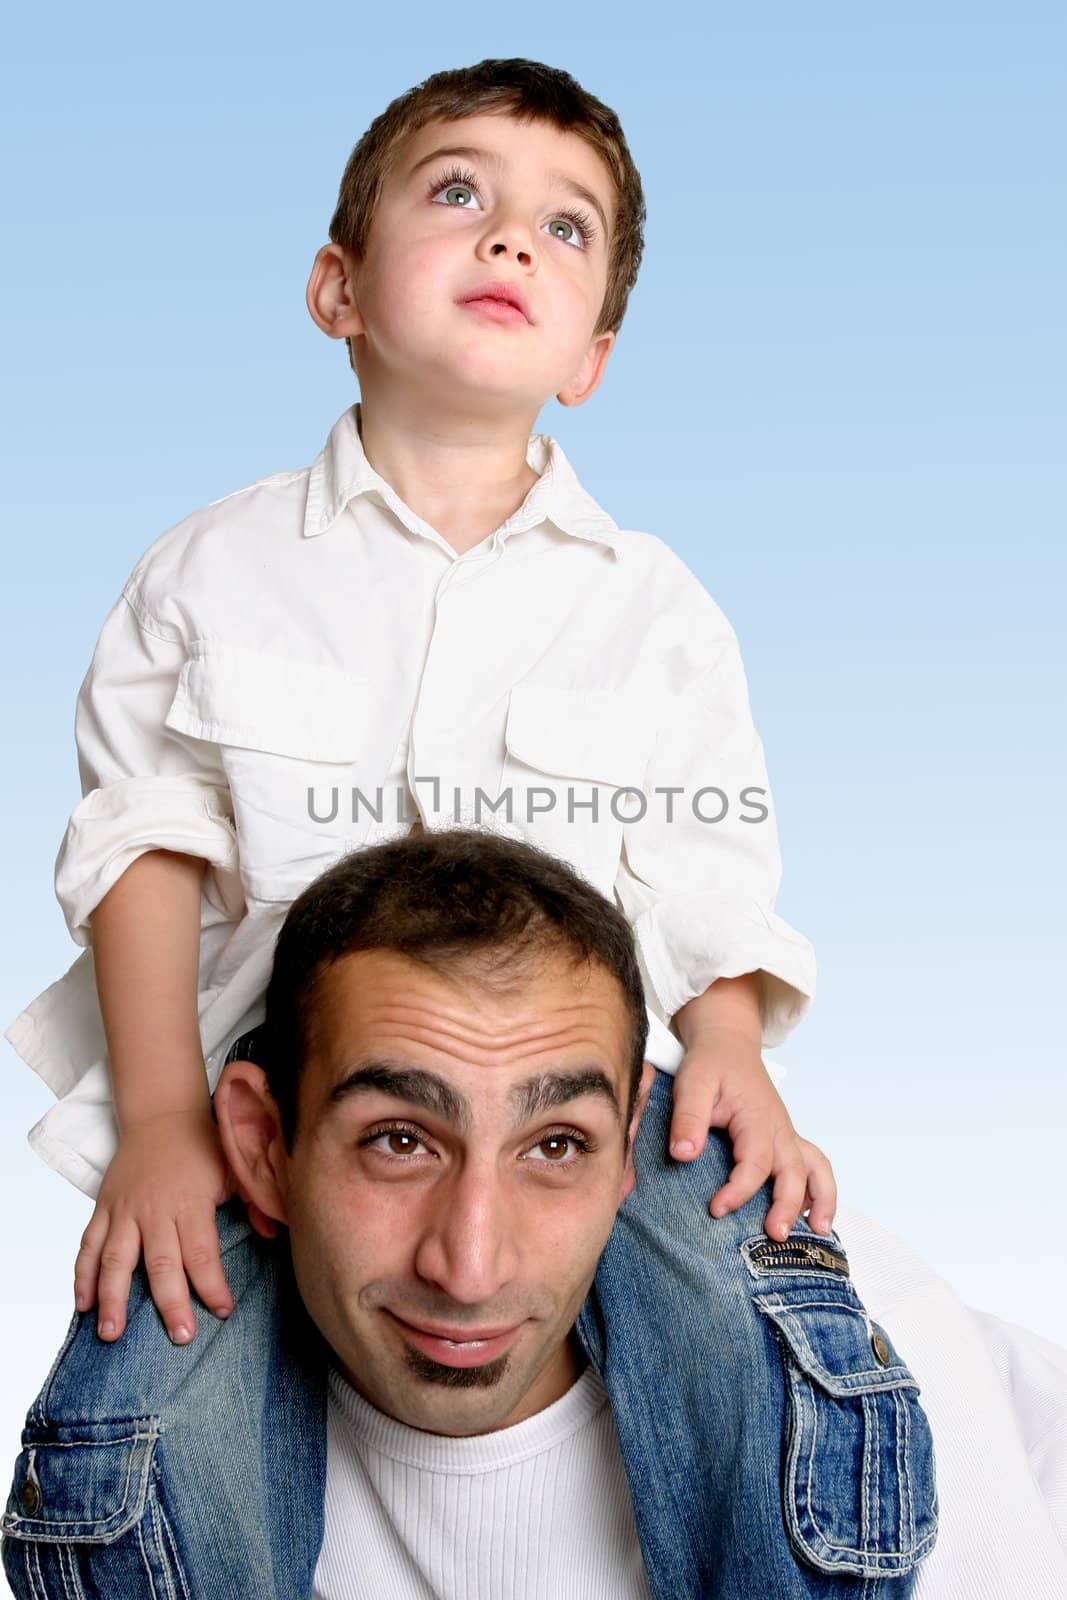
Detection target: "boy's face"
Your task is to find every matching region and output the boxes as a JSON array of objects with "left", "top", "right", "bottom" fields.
[{"left": 312, "top": 112, "right": 618, "bottom": 415}]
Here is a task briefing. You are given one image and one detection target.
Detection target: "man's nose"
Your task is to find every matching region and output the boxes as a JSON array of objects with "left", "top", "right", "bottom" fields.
[{"left": 413, "top": 1160, "right": 520, "bottom": 1305}]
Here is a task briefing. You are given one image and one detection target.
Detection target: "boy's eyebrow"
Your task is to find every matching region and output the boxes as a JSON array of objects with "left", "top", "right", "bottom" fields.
[
  {"left": 404, "top": 143, "right": 610, "bottom": 238},
  {"left": 327, "top": 1060, "right": 622, "bottom": 1128}
]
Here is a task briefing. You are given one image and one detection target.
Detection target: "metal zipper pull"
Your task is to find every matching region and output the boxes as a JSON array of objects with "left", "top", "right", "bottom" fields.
[{"left": 748, "top": 1238, "right": 850, "bottom": 1276}]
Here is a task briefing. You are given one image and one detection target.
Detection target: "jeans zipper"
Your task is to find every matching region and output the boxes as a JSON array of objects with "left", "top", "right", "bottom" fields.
[{"left": 749, "top": 1238, "right": 850, "bottom": 1276}]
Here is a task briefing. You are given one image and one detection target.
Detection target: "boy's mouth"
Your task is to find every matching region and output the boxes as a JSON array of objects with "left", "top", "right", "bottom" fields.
[{"left": 457, "top": 279, "right": 532, "bottom": 324}]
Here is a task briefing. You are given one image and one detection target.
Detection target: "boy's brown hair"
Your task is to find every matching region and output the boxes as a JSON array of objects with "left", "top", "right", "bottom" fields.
[{"left": 328, "top": 57, "right": 647, "bottom": 374}]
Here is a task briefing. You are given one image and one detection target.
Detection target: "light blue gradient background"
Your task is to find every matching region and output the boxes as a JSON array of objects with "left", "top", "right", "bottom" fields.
[{"left": 2, "top": 1, "right": 1064, "bottom": 1547}]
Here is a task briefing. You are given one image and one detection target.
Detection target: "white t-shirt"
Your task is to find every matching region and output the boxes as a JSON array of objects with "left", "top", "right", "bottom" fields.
[{"left": 312, "top": 1363, "right": 651, "bottom": 1600}]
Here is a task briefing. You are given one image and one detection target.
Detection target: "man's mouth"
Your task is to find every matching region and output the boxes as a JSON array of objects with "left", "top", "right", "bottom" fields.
[{"left": 386, "top": 1310, "right": 524, "bottom": 1368}]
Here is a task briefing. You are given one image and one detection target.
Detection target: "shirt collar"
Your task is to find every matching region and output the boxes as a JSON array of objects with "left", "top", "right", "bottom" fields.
[{"left": 303, "top": 403, "right": 623, "bottom": 557}]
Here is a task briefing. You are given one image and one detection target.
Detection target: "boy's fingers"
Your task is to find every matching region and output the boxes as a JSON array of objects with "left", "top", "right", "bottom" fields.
[
  {"left": 708, "top": 1143, "right": 772, "bottom": 1216},
  {"left": 176, "top": 1208, "right": 234, "bottom": 1320},
  {"left": 669, "top": 1077, "right": 720, "bottom": 1160},
  {"left": 763, "top": 1162, "right": 808, "bottom": 1241},
  {"left": 141, "top": 1218, "right": 197, "bottom": 1344},
  {"left": 95, "top": 1216, "right": 143, "bottom": 1341},
  {"left": 74, "top": 1206, "right": 111, "bottom": 1311},
  {"left": 803, "top": 1149, "right": 838, "bottom": 1234}
]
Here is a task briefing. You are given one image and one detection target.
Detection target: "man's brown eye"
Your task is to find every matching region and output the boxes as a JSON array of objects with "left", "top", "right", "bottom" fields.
[
  {"left": 387, "top": 1131, "right": 419, "bottom": 1155},
  {"left": 539, "top": 1136, "right": 571, "bottom": 1161}
]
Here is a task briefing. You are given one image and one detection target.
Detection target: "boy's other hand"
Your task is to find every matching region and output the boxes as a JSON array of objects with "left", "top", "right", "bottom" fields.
[
  {"left": 73, "top": 1109, "right": 236, "bottom": 1344},
  {"left": 670, "top": 1033, "right": 837, "bottom": 1240}
]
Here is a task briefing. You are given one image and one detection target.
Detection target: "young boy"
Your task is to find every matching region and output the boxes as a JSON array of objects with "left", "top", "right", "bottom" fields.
[{"left": 8, "top": 61, "right": 833, "bottom": 1351}]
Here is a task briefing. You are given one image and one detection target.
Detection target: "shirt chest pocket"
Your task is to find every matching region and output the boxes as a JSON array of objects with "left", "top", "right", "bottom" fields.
[
  {"left": 499, "top": 683, "right": 656, "bottom": 897},
  {"left": 164, "top": 643, "right": 373, "bottom": 903}
]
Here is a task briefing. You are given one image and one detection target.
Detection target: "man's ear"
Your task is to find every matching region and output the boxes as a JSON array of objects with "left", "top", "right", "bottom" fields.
[
  {"left": 556, "top": 328, "right": 616, "bottom": 409},
  {"left": 620, "top": 1059, "right": 657, "bottom": 1202},
  {"left": 305, "top": 242, "right": 366, "bottom": 342},
  {"left": 214, "top": 1059, "right": 291, "bottom": 1230}
]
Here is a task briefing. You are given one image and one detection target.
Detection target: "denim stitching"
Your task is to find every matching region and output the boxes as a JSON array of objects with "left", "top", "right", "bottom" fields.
[
  {"left": 57, "top": 1541, "right": 83, "bottom": 1600},
  {"left": 892, "top": 1387, "right": 905, "bottom": 1556},
  {"left": 802, "top": 1374, "right": 878, "bottom": 1569},
  {"left": 870, "top": 1389, "right": 882, "bottom": 1559},
  {"left": 136, "top": 1513, "right": 162, "bottom": 1600},
  {"left": 8, "top": 1426, "right": 160, "bottom": 1544},
  {"left": 156, "top": 1496, "right": 192, "bottom": 1600},
  {"left": 805, "top": 1370, "right": 818, "bottom": 1545},
  {"left": 900, "top": 1387, "right": 915, "bottom": 1552},
  {"left": 788, "top": 1364, "right": 812, "bottom": 1557},
  {"left": 859, "top": 1392, "right": 872, "bottom": 1562},
  {"left": 763, "top": 1294, "right": 937, "bottom": 1572},
  {"left": 149, "top": 1493, "right": 177, "bottom": 1600},
  {"left": 55, "top": 1543, "right": 71, "bottom": 1600},
  {"left": 27, "top": 1542, "right": 47, "bottom": 1600},
  {"left": 756, "top": 1297, "right": 915, "bottom": 1391},
  {"left": 792, "top": 1363, "right": 927, "bottom": 1572}
]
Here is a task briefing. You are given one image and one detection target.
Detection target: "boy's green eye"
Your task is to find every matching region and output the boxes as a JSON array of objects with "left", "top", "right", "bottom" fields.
[{"left": 424, "top": 163, "right": 597, "bottom": 249}]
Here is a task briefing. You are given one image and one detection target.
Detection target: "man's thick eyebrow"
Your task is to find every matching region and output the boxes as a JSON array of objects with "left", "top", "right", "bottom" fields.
[
  {"left": 328, "top": 1061, "right": 621, "bottom": 1128},
  {"left": 405, "top": 144, "right": 610, "bottom": 237},
  {"left": 511, "top": 1069, "right": 621, "bottom": 1125},
  {"left": 329, "top": 1063, "right": 471, "bottom": 1131}
]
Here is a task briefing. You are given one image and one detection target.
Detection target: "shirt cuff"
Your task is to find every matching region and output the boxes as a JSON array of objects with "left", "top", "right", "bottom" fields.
[
  {"left": 55, "top": 775, "right": 240, "bottom": 945},
  {"left": 631, "top": 891, "right": 816, "bottom": 1048}
]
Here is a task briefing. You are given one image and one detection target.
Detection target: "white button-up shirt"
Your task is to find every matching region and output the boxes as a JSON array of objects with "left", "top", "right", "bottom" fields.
[{"left": 5, "top": 403, "right": 815, "bottom": 1196}]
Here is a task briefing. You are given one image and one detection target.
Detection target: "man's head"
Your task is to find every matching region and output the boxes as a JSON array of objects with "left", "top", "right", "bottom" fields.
[
  {"left": 305, "top": 58, "right": 646, "bottom": 415},
  {"left": 216, "top": 828, "right": 654, "bottom": 1439}
]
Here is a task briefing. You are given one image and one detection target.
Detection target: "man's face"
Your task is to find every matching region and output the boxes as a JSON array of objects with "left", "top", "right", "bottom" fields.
[
  {"left": 335, "top": 110, "right": 617, "bottom": 412},
  {"left": 278, "top": 946, "right": 638, "bottom": 1437}
]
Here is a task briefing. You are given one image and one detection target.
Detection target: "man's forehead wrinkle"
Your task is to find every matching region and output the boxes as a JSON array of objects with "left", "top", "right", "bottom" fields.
[
  {"left": 356, "top": 987, "right": 613, "bottom": 1038},
  {"left": 355, "top": 1012, "right": 617, "bottom": 1073}
]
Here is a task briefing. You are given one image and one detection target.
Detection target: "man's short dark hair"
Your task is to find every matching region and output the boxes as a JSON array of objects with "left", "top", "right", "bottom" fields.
[{"left": 259, "top": 827, "right": 649, "bottom": 1145}]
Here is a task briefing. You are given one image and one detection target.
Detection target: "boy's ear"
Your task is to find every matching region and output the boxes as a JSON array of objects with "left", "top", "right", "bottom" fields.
[
  {"left": 556, "top": 328, "right": 616, "bottom": 410},
  {"left": 306, "top": 243, "right": 366, "bottom": 342},
  {"left": 214, "top": 1060, "right": 290, "bottom": 1228}
]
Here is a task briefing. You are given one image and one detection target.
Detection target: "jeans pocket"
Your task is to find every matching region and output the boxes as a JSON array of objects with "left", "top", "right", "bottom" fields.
[
  {"left": 754, "top": 1293, "right": 939, "bottom": 1580},
  {"left": 2, "top": 1418, "right": 191, "bottom": 1599}
]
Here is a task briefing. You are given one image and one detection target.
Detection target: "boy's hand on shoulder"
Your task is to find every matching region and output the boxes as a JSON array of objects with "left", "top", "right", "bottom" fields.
[
  {"left": 73, "top": 1108, "right": 237, "bottom": 1345},
  {"left": 671, "top": 1031, "right": 837, "bottom": 1240}
]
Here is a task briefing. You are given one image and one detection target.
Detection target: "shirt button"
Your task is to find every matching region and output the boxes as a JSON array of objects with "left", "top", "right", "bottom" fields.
[
  {"left": 871, "top": 1331, "right": 891, "bottom": 1366},
  {"left": 19, "top": 1479, "right": 41, "bottom": 1515}
]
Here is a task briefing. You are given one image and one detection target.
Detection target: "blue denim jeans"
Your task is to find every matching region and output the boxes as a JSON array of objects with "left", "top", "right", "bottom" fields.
[{"left": 2, "top": 1068, "right": 937, "bottom": 1599}]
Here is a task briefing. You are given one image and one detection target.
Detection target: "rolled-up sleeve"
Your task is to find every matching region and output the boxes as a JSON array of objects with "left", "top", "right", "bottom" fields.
[
  {"left": 55, "top": 582, "right": 239, "bottom": 945},
  {"left": 615, "top": 629, "right": 816, "bottom": 1048}
]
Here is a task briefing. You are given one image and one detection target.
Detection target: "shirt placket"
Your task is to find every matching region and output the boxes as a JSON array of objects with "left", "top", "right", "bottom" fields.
[{"left": 407, "top": 534, "right": 508, "bottom": 832}]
